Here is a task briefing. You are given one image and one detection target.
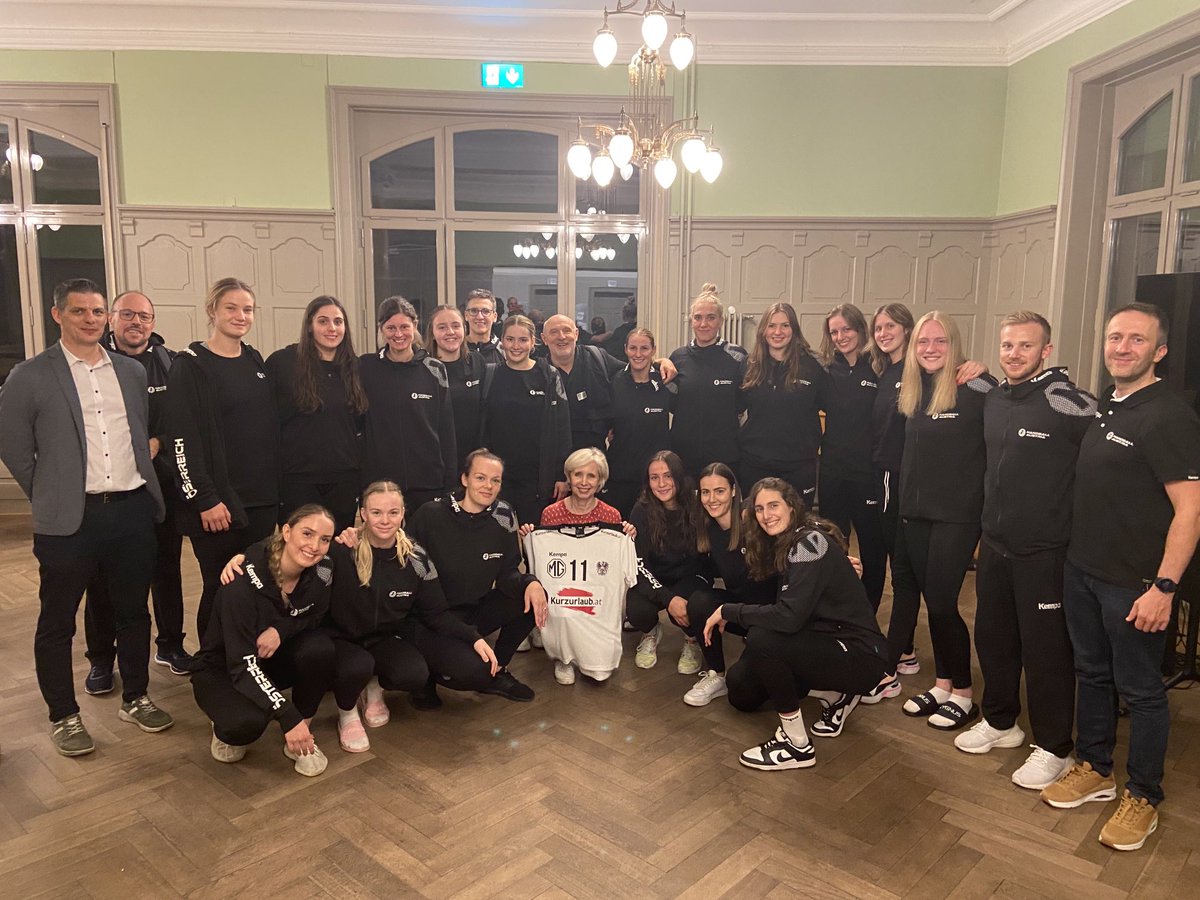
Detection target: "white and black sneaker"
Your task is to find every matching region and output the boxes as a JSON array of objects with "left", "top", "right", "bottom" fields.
[
  {"left": 739, "top": 727, "right": 816, "bottom": 771},
  {"left": 810, "top": 693, "right": 860, "bottom": 738}
]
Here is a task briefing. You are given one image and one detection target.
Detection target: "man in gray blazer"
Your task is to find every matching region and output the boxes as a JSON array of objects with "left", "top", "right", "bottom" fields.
[{"left": 0, "top": 278, "right": 174, "bottom": 756}]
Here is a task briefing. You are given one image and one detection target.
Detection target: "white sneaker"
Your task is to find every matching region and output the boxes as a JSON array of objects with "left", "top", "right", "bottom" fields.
[
  {"left": 954, "top": 719, "right": 1026, "bottom": 754},
  {"left": 859, "top": 676, "right": 901, "bottom": 705},
  {"left": 897, "top": 654, "right": 920, "bottom": 675},
  {"left": 530, "top": 630, "right": 544, "bottom": 649},
  {"left": 1012, "top": 746, "right": 1074, "bottom": 790},
  {"left": 210, "top": 727, "right": 246, "bottom": 763},
  {"left": 283, "top": 742, "right": 329, "bottom": 777},
  {"left": 677, "top": 641, "right": 703, "bottom": 675},
  {"left": 683, "top": 670, "right": 728, "bottom": 706},
  {"left": 635, "top": 623, "right": 662, "bottom": 669},
  {"left": 554, "top": 661, "right": 576, "bottom": 685}
]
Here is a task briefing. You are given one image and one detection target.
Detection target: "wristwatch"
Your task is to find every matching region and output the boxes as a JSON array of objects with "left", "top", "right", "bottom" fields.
[{"left": 1153, "top": 576, "right": 1178, "bottom": 593}]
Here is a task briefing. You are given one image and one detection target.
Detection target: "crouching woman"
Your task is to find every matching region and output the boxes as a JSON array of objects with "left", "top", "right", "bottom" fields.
[
  {"left": 704, "top": 479, "right": 889, "bottom": 771},
  {"left": 191, "top": 504, "right": 337, "bottom": 776}
]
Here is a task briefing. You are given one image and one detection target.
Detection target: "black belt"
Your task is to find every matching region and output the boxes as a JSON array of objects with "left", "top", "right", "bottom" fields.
[{"left": 85, "top": 486, "right": 146, "bottom": 504}]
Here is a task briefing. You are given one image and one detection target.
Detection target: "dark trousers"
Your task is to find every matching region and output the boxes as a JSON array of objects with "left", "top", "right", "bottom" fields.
[
  {"left": 626, "top": 581, "right": 689, "bottom": 635},
  {"left": 887, "top": 518, "right": 978, "bottom": 689},
  {"left": 602, "top": 481, "right": 641, "bottom": 520},
  {"left": 189, "top": 505, "right": 277, "bottom": 640},
  {"left": 727, "top": 628, "right": 888, "bottom": 714},
  {"left": 818, "top": 473, "right": 886, "bottom": 609},
  {"left": 975, "top": 542, "right": 1075, "bottom": 757},
  {"left": 331, "top": 628, "right": 493, "bottom": 707},
  {"left": 740, "top": 457, "right": 817, "bottom": 507},
  {"left": 84, "top": 512, "right": 186, "bottom": 662},
  {"left": 279, "top": 472, "right": 360, "bottom": 533},
  {"left": 191, "top": 629, "right": 335, "bottom": 746},
  {"left": 32, "top": 489, "right": 157, "bottom": 721},
  {"left": 499, "top": 477, "right": 547, "bottom": 529},
  {"left": 450, "top": 588, "right": 534, "bottom": 667},
  {"left": 1064, "top": 561, "right": 1169, "bottom": 805},
  {"left": 687, "top": 587, "right": 771, "bottom": 672},
  {"left": 879, "top": 468, "right": 918, "bottom": 655}
]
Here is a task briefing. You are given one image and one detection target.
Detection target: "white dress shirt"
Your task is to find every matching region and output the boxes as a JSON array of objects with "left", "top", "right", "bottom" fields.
[{"left": 61, "top": 342, "right": 146, "bottom": 494}]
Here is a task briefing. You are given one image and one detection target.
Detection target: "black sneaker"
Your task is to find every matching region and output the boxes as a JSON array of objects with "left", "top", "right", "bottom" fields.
[
  {"left": 739, "top": 727, "right": 816, "bottom": 771},
  {"left": 410, "top": 678, "right": 443, "bottom": 711},
  {"left": 84, "top": 661, "right": 115, "bottom": 695},
  {"left": 810, "top": 693, "right": 860, "bottom": 738},
  {"left": 480, "top": 668, "right": 535, "bottom": 702},
  {"left": 154, "top": 648, "right": 197, "bottom": 675}
]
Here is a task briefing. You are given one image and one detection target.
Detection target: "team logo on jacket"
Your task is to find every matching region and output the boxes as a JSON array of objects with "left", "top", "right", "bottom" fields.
[
  {"left": 931, "top": 412, "right": 959, "bottom": 420},
  {"left": 644, "top": 407, "right": 664, "bottom": 414},
  {"left": 1017, "top": 428, "right": 1049, "bottom": 440},
  {"left": 256, "top": 372, "right": 266, "bottom": 379},
  {"left": 1105, "top": 431, "right": 1134, "bottom": 448},
  {"left": 148, "top": 385, "right": 166, "bottom": 393},
  {"left": 411, "top": 392, "right": 433, "bottom": 400},
  {"left": 860, "top": 380, "right": 877, "bottom": 389},
  {"left": 482, "top": 552, "right": 503, "bottom": 560},
  {"left": 576, "top": 391, "right": 588, "bottom": 401},
  {"left": 551, "top": 587, "right": 599, "bottom": 615},
  {"left": 529, "top": 389, "right": 545, "bottom": 396},
  {"left": 713, "top": 379, "right": 733, "bottom": 386},
  {"left": 466, "top": 379, "right": 481, "bottom": 388},
  {"left": 245, "top": 562, "right": 264, "bottom": 589},
  {"left": 388, "top": 590, "right": 413, "bottom": 598}
]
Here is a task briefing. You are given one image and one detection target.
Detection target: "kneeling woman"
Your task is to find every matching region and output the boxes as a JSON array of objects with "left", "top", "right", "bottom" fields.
[
  {"left": 192, "top": 504, "right": 337, "bottom": 777},
  {"left": 704, "top": 479, "right": 889, "bottom": 771},
  {"left": 328, "top": 481, "right": 499, "bottom": 752}
]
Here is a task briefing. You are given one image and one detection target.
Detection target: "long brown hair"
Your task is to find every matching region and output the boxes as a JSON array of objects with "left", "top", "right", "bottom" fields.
[
  {"left": 898, "top": 311, "right": 966, "bottom": 418},
  {"left": 265, "top": 503, "right": 335, "bottom": 605},
  {"left": 294, "top": 295, "right": 367, "bottom": 415},
  {"left": 868, "top": 303, "right": 915, "bottom": 376},
  {"left": 742, "top": 302, "right": 813, "bottom": 391},
  {"left": 696, "top": 462, "right": 744, "bottom": 553},
  {"left": 817, "top": 303, "right": 870, "bottom": 366},
  {"left": 638, "top": 450, "right": 702, "bottom": 556},
  {"left": 743, "top": 478, "right": 845, "bottom": 582}
]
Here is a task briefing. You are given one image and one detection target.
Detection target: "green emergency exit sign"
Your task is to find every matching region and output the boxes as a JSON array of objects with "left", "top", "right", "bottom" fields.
[{"left": 481, "top": 63, "right": 524, "bottom": 89}]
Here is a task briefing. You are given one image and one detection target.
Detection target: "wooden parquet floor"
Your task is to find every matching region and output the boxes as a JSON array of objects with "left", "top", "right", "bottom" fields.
[{"left": 2, "top": 514, "right": 1200, "bottom": 899}]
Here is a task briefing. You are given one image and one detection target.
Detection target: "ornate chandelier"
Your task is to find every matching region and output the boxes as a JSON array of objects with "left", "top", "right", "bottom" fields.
[{"left": 567, "top": 0, "right": 722, "bottom": 191}]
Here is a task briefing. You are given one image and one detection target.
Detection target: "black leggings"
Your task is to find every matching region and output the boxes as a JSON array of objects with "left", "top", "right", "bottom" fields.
[
  {"left": 818, "top": 474, "right": 886, "bottom": 609},
  {"left": 279, "top": 473, "right": 360, "bottom": 533},
  {"left": 626, "top": 581, "right": 690, "bottom": 635},
  {"left": 686, "top": 587, "right": 774, "bottom": 673},
  {"left": 886, "top": 518, "right": 978, "bottom": 689},
  {"left": 878, "top": 468, "right": 918, "bottom": 656},
  {"left": 739, "top": 457, "right": 817, "bottom": 507},
  {"left": 452, "top": 588, "right": 534, "bottom": 667},
  {"left": 727, "top": 628, "right": 888, "bottom": 714},
  {"left": 191, "top": 629, "right": 335, "bottom": 746},
  {"left": 330, "top": 628, "right": 493, "bottom": 708},
  {"left": 189, "top": 505, "right": 277, "bottom": 640}
]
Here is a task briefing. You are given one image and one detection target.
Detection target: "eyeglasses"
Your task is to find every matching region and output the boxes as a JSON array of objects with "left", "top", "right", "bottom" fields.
[
  {"left": 464, "top": 308, "right": 495, "bottom": 317},
  {"left": 116, "top": 309, "right": 155, "bottom": 324}
]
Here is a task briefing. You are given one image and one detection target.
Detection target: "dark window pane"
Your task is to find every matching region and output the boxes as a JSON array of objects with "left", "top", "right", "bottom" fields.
[
  {"left": 453, "top": 130, "right": 558, "bottom": 213},
  {"left": 0, "top": 224, "right": 24, "bottom": 382},
  {"left": 1176, "top": 207, "right": 1200, "bottom": 273},
  {"left": 574, "top": 233, "right": 637, "bottom": 349},
  {"left": 0, "top": 125, "right": 13, "bottom": 205},
  {"left": 1116, "top": 94, "right": 1172, "bottom": 196},
  {"left": 455, "top": 231, "right": 557, "bottom": 317},
  {"left": 372, "top": 229, "right": 438, "bottom": 325},
  {"left": 575, "top": 167, "right": 640, "bottom": 216},
  {"left": 29, "top": 131, "right": 102, "bottom": 206},
  {"left": 1186, "top": 75, "right": 1200, "bottom": 183},
  {"left": 1106, "top": 213, "right": 1160, "bottom": 314},
  {"left": 38, "top": 224, "right": 107, "bottom": 346},
  {"left": 369, "top": 138, "right": 436, "bottom": 210}
]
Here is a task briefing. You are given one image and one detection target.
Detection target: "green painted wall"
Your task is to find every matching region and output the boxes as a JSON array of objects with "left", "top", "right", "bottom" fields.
[
  {"left": 996, "top": 0, "right": 1199, "bottom": 215},
  {"left": 0, "top": 50, "right": 115, "bottom": 83},
  {"left": 691, "top": 65, "right": 1008, "bottom": 218}
]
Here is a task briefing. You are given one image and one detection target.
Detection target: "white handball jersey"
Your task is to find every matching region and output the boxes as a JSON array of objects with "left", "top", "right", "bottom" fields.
[{"left": 523, "top": 523, "right": 638, "bottom": 679}]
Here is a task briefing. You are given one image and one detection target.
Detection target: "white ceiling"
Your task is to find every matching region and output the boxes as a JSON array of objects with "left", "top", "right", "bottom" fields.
[{"left": 0, "top": 0, "right": 1138, "bottom": 66}]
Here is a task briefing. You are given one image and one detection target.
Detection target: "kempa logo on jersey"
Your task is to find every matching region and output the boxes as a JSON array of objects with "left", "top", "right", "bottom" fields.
[
  {"left": 931, "top": 412, "right": 959, "bottom": 420},
  {"left": 245, "top": 563, "right": 264, "bottom": 590},
  {"left": 713, "top": 379, "right": 733, "bottom": 386},
  {"left": 643, "top": 407, "right": 665, "bottom": 414},
  {"left": 411, "top": 392, "right": 433, "bottom": 400},
  {"left": 1106, "top": 431, "right": 1134, "bottom": 447},
  {"left": 551, "top": 587, "right": 599, "bottom": 615},
  {"left": 1018, "top": 428, "right": 1050, "bottom": 440},
  {"left": 1038, "top": 601, "right": 1062, "bottom": 610},
  {"left": 482, "top": 552, "right": 503, "bottom": 560},
  {"left": 243, "top": 654, "right": 285, "bottom": 710}
]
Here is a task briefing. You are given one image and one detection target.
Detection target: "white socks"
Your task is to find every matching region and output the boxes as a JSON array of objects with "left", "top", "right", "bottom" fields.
[
  {"left": 338, "top": 706, "right": 361, "bottom": 728},
  {"left": 946, "top": 692, "right": 973, "bottom": 712},
  {"left": 779, "top": 711, "right": 810, "bottom": 748},
  {"left": 364, "top": 676, "right": 384, "bottom": 706},
  {"left": 927, "top": 685, "right": 952, "bottom": 704}
]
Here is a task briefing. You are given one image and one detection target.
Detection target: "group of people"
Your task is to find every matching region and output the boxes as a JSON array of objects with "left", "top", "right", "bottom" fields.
[{"left": 1, "top": 276, "right": 1197, "bottom": 856}]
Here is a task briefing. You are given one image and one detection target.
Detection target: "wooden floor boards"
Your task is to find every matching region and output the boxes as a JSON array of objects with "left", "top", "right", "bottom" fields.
[{"left": 1, "top": 512, "right": 1198, "bottom": 898}]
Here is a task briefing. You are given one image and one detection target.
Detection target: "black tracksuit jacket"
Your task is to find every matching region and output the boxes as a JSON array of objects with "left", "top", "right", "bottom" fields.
[
  {"left": 669, "top": 340, "right": 748, "bottom": 471},
  {"left": 738, "top": 353, "right": 828, "bottom": 469},
  {"left": 607, "top": 364, "right": 676, "bottom": 486}
]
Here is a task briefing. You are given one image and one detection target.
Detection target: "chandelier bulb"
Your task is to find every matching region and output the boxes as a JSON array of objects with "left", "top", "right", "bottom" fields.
[
  {"left": 530, "top": 244, "right": 540, "bottom": 258},
  {"left": 700, "top": 147, "right": 723, "bottom": 183},
  {"left": 546, "top": 247, "right": 555, "bottom": 259},
  {"left": 593, "top": 24, "right": 618, "bottom": 68},
  {"left": 591, "top": 150, "right": 615, "bottom": 188},
  {"left": 681, "top": 136, "right": 707, "bottom": 174},
  {"left": 513, "top": 243, "right": 523, "bottom": 258},
  {"left": 620, "top": 162, "right": 634, "bottom": 181},
  {"left": 567, "top": 139, "right": 593, "bottom": 180},
  {"left": 641, "top": 12, "right": 669, "bottom": 51},
  {"left": 575, "top": 246, "right": 583, "bottom": 260},
  {"left": 654, "top": 156, "right": 678, "bottom": 189},
  {"left": 669, "top": 31, "right": 695, "bottom": 70},
  {"left": 618, "top": 233, "right": 631, "bottom": 244},
  {"left": 608, "top": 129, "right": 635, "bottom": 169},
  {"left": 541, "top": 231, "right": 553, "bottom": 240}
]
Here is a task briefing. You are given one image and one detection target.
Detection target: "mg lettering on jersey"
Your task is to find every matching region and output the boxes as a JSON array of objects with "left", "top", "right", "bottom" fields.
[{"left": 547, "top": 558, "right": 567, "bottom": 578}]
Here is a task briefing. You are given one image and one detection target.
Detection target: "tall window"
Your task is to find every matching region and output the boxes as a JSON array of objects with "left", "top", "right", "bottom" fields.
[
  {"left": 0, "top": 87, "right": 116, "bottom": 383},
  {"left": 344, "top": 99, "right": 649, "bottom": 350}
]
